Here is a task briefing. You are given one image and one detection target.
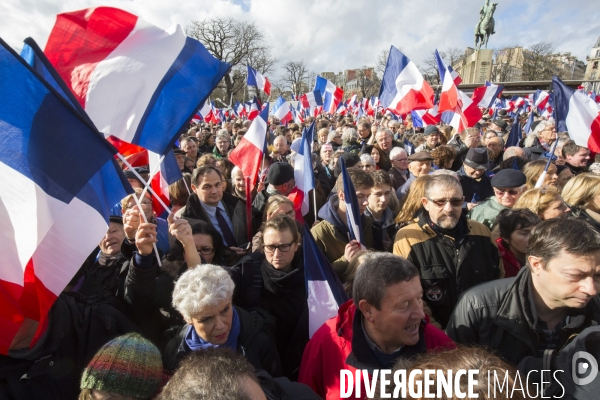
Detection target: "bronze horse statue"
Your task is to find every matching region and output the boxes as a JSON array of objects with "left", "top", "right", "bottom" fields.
[{"left": 475, "top": 2, "right": 497, "bottom": 50}]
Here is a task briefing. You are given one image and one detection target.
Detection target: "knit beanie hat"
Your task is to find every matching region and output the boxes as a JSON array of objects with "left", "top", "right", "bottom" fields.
[{"left": 80, "top": 333, "right": 163, "bottom": 399}]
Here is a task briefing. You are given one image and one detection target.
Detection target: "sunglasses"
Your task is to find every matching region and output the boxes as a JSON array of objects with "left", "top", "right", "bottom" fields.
[{"left": 427, "top": 198, "right": 463, "bottom": 207}]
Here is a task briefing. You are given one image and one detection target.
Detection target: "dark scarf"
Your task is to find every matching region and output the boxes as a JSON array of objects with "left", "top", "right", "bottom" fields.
[
  {"left": 184, "top": 307, "right": 241, "bottom": 352},
  {"left": 423, "top": 211, "right": 467, "bottom": 248}
]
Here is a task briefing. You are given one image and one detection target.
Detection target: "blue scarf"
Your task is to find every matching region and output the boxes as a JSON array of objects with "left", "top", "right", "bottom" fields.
[{"left": 184, "top": 306, "right": 241, "bottom": 352}]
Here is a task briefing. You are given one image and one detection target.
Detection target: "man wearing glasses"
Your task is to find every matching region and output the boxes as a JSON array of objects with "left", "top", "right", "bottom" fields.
[
  {"left": 393, "top": 175, "right": 501, "bottom": 328},
  {"left": 468, "top": 169, "right": 526, "bottom": 229},
  {"left": 388, "top": 147, "right": 409, "bottom": 191}
]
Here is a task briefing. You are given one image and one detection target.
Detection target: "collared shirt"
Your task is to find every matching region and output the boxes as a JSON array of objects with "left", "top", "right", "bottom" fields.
[
  {"left": 199, "top": 199, "right": 234, "bottom": 242},
  {"left": 361, "top": 315, "right": 404, "bottom": 355}
]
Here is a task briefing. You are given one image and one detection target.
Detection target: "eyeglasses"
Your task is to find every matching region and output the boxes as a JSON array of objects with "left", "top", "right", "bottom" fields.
[
  {"left": 359, "top": 164, "right": 374, "bottom": 169},
  {"left": 263, "top": 242, "right": 295, "bottom": 253},
  {"left": 427, "top": 198, "right": 464, "bottom": 207},
  {"left": 197, "top": 247, "right": 215, "bottom": 255},
  {"left": 392, "top": 158, "right": 408, "bottom": 162},
  {"left": 494, "top": 188, "right": 520, "bottom": 196}
]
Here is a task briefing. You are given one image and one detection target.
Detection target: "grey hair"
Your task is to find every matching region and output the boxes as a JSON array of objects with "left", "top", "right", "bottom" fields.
[
  {"left": 217, "top": 129, "right": 229, "bottom": 136},
  {"left": 389, "top": 147, "right": 407, "bottom": 159},
  {"left": 431, "top": 169, "right": 459, "bottom": 180},
  {"left": 342, "top": 128, "right": 359, "bottom": 143},
  {"left": 172, "top": 264, "right": 234, "bottom": 321},
  {"left": 360, "top": 154, "right": 375, "bottom": 166},
  {"left": 327, "top": 130, "right": 338, "bottom": 143},
  {"left": 215, "top": 132, "right": 230, "bottom": 142},
  {"left": 231, "top": 166, "right": 242, "bottom": 177},
  {"left": 353, "top": 252, "right": 419, "bottom": 309},
  {"left": 376, "top": 128, "right": 393, "bottom": 139},
  {"left": 532, "top": 120, "right": 553, "bottom": 137},
  {"left": 424, "top": 174, "right": 463, "bottom": 199}
]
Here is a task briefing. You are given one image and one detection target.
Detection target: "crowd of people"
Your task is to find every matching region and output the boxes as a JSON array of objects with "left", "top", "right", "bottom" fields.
[{"left": 3, "top": 107, "right": 600, "bottom": 400}]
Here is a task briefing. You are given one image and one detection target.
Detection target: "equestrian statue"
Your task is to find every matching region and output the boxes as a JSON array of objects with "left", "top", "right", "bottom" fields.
[{"left": 475, "top": 0, "right": 497, "bottom": 50}]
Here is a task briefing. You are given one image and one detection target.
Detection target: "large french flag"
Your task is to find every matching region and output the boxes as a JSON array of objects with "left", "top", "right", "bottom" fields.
[
  {"left": 228, "top": 105, "right": 270, "bottom": 189},
  {"left": 435, "top": 49, "right": 459, "bottom": 113},
  {"left": 0, "top": 39, "right": 130, "bottom": 354},
  {"left": 149, "top": 150, "right": 183, "bottom": 216},
  {"left": 472, "top": 81, "right": 504, "bottom": 109},
  {"left": 300, "top": 91, "right": 323, "bottom": 109},
  {"left": 44, "top": 7, "right": 230, "bottom": 155},
  {"left": 379, "top": 46, "right": 434, "bottom": 115},
  {"left": 303, "top": 225, "right": 349, "bottom": 337},
  {"left": 443, "top": 90, "right": 483, "bottom": 132},
  {"left": 247, "top": 65, "right": 271, "bottom": 96},
  {"left": 246, "top": 96, "right": 261, "bottom": 120},
  {"left": 294, "top": 122, "right": 316, "bottom": 215},
  {"left": 553, "top": 76, "right": 600, "bottom": 153}
]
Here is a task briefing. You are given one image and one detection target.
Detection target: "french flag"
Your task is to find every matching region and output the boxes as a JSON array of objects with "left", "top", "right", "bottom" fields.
[
  {"left": 149, "top": 150, "right": 183, "bottom": 216},
  {"left": 45, "top": 7, "right": 230, "bottom": 155},
  {"left": 272, "top": 96, "right": 293, "bottom": 124},
  {"left": 336, "top": 102, "right": 348, "bottom": 116},
  {"left": 228, "top": 105, "right": 269, "bottom": 189},
  {"left": 0, "top": 39, "right": 131, "bottom": 354},
  {"left": 339, "top": 157, "right": 365, "bottom": 246},
  {"left": 448, "top": 64, "right": 462, "bottom": 85},
  {"left": 294, "top": 121, "right": 316, "bottom": 215},
  {"left": 246, "top": 96, "right": 260, "bottom": 120},
  {"left": 534, "top": 90, "right": 550, "bottom": 111},
  {"left": 314, "top": 76, "right": 344, "bottom": 113},
  {"left": 247, "top": 65, "right": 271, "bottom": 96},
  {"left": 443, "top": 90, "right": 483, "bottom": 132},
  {"left": 472, "top": 81, "right": 504, "bottom": 109},
  {"left": 435, "top": 49, "right": 460, "bottom": 113},
  {"left": 300, "top": 91, "right": 323, "bottom": 109},
  {"left": 553, "top": 76, "right": 600, "bottom": 153},
  {"left": 303, "top": 225, "right": 349, "bottom": 337},
  {"left": 379, "top": 45, "right": 434, "bottom": 115}
]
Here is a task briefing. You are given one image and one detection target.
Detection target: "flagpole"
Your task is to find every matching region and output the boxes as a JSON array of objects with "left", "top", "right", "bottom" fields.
[
  {"left": 117, "top": 154, "right": 172, "bottom": 213},
  {"left": 128, "top": 183, "right": 162, "bottom": 267},
  {"left": 313, "top": 189, "right": 318, "bottom": 224},
  {"left": 534, "top": 134, "right": 559, "bottom": 189},
  {"left": 245, "top": 176, "right": 253, "bottom": 242},
  {"left": 138, "top": 154, "right": 165, "bottom": 201},
  {"left": 182, "top": 175, "right": 192, "bottom": 195}
]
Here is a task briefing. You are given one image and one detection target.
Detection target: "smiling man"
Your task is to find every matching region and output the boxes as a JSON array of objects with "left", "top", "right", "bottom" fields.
[
  {"left": 299, "top": 253, "right": 455, "bottom": 400},
  {"left": 446, "top": 218, "right": 600, "bottom": 366},
  {"left": 393, "top": 175, "right": 502, "bottom": 327}
]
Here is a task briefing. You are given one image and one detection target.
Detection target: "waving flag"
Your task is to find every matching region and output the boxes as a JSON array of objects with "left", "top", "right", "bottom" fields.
[
  {"left": 149, "top": 150, "right": 183, "bottom": 216},
  {"left": 272, "top": 96, "right": 293, "bottom": 124},
  {"left": 44, "top": 6, "right": 230, "bottom": 155},
  {"left": 435, "top": 49, "right": 460, "bottom": 112},
  {"left": 246, "top": 96, "right": 261, "bottom": 120},
  {"left": 379, "top": 46, "right": 434, "bottom": 115},
  {"left": 0, "top": 39, "right": 131, "bottom": 354},
  {"left": 314, "top": 76, "right": 344, "bottom": 113},
  {"left": 294, "top": 122, "right": 316, "bottom": 215},
  {"left": 524, "top": 111, "right": 535, "bottom": 134},
  {"left": 472, "top": 81, "right": 504, "bottom": 109},
  {"left": 300, "top": 91, "right": 323, "bottom": 109},
  {"left": 303, "top": 225, "right": 349, "bottom": 337},
  {"left": 228, "top": 105, "right": 270, "bottom": 189},
  {"left": 534, "top": 90, "right": 550, "bottom": 111},
  {"left": 247, "top": 65, "right": 271, "bottom": 96},
  {"left": 505, "top": 117, "right": 522, "bottom": 148},
  {"left": 448, "top": 64, "right": 462, "bottom": 85},
  {"left": 339, "top": 157, "right": 364, "bottom": 246},
  {"left": 443, "top": 90, "right": 483, "bottom": 132},
  {"left": 553, "top": 76, "right": 600, "bottom": 153}
]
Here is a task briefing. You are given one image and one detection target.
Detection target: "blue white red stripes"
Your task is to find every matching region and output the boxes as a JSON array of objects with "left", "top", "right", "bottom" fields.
[
  {"left": 435, "top": 49, "right": 459, "bottom": 112},
  {"left": 45, "top": 7, "right": 230, "bottom": 155},
  {"left": 247, "top": 65, "right": 271, "bottom": 95},
  {"left": 294, "top": 122, "right": 316, "bottom": 215},
  {"left": 471, "top": 81, "right": 504, "bottom": 109}
]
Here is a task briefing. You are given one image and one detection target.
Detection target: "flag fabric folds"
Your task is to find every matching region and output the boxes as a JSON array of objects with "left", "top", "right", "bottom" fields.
[
  {"left": 44, "top": 6, "right": 230, "bottom": 155},
  {"left": 0, "top": 39, "right": 131, "bottom": 354},
  {"left": 149, "top": 149, "right": 183, "bottom": 216},
  {"left": 435, "top": 49, "right": 459, "bottom": 112},
  {"left": 339, "top": 157, "right": 364, "bottom": 245},
  {"left": 303, "top": 225, "right": 349, "bottom": 337},
  {"left": 294, "top": 122, "right": 316, "bottom": 215},
  {"left": 505, "top": 117, "right": 522, "bottom": 148},
  {"left": 553, "top": 76, "right": 600, "bottom": 153},
  {"left": 471, "top": 81, "right": 504, "bottom": 109},
  {"left": 379, "top": 46, "right": 434, "bottom": 115},
  {"left": 524, "top": 110, "right": 535, "bottom": 134},
  {"left": 314, "top": 76, "right": 344, "bottom": 113},
  {"left": 272, "top": 96, "right": 293, "bottom": 124},
  {"left": 228, "top": 105, "right": 270, "bottom": 190},
  {"left": 247, "top": 65, "right": 271, "bottom": 96}
]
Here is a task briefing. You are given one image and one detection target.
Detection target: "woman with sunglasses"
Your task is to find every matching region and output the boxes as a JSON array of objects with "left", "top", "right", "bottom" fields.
[{"left": 228, "top": 214, "right": 308, "bottom": 380}]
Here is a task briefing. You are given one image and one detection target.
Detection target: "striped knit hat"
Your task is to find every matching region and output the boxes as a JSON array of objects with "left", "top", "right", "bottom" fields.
[{"left": 80, "top": 333, "right": 163, "bottom": 399}]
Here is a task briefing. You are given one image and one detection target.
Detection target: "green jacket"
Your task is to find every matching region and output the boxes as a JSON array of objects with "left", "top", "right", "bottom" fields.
[{"left": 467, "top": 196, "right": 506, "bottom": 230}]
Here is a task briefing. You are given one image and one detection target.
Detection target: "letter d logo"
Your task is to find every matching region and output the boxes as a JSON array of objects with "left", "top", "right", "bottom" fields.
[{"left": 572, "top": 351, "right": 598, "bottom": 386}]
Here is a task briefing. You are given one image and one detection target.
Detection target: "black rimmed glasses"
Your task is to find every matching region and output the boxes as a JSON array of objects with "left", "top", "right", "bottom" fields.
[{"left": 263, "top": 242, "right": 294, "bottom": 253}]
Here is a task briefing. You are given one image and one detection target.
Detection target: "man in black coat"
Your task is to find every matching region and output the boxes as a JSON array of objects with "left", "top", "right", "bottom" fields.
[
  {"left": 458, "top": 148, "right": 494, "bottom": 208},
  {"left": 447, "top": 218, "right": 600, "bottom": 366},
  {"left": 183, "top": 165, "right": 249, "bottom": 251}
]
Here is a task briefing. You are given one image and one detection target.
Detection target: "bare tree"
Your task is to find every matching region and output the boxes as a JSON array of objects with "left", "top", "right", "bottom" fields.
[
  {"left": 377, "top": 49, "right": 389, "bottom": 78},
  {"left": 186, "top": 18, "right": 274, "bottom": 103},
  {"left": 522, "top": 42, "right": 555, "bottom": 81},
  {"left": 355, "top": 67, "right": 380, "bottom": 98},
  {"left": 282, "top": 61, "right": 308, "bottom": 97},
  {"left": 421, "top": 48, "right": 465, "bottom": 86}
]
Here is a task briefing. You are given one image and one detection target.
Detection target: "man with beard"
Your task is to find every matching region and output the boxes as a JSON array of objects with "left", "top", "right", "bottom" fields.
[{"left": 393, "top": 175, "right": 501, "bottom": 327}]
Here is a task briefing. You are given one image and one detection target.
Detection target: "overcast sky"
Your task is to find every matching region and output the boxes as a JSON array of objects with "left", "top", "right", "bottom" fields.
[{"left": 2, "top": 0, "right": 599, "bottom": 80}]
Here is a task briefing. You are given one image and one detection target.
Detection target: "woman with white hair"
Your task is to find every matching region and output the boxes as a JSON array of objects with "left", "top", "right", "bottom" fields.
[
  {"left": 523, "top": 119, "right": 557, "bottom": 161},
  {"left": 163, "top": 264, "right": 282, "bottom": 375},
  {"left": 341, "top": 128, "right": 361, "bottom": 154}
]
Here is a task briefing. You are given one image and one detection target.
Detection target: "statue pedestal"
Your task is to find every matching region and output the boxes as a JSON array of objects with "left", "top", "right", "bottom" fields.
[{"left": 461, "top": 49, "right": 493, "bottom": 84}]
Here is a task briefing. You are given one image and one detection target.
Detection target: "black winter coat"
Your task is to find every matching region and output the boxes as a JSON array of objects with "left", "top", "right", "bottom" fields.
[
  {"left": 446, "top": 268, "right": 600, "bottom": 366},
  {"left": 0, "top": 293, "right": 137, "bottom": 400},
  {"left": 162, "top": 306, "right": 282, "bottom": 377}
]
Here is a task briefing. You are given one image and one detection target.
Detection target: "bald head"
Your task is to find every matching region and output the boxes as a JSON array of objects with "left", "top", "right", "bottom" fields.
[{"left": 503, "top": 146, "right": 525, "bottom": 160}]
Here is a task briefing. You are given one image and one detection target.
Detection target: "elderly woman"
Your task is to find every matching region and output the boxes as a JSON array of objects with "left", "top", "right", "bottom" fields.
[
  {"left": 358, "top": 154, "right": 376, "bottom": 172},
  {"left": 513, "top": 186, "right": 570, "bottom": 220},
  {"left": 523, "top": 120, "right": 556, "bottom": 160},
  {"left": 341, "top": 127, "right": 361, "bottom": 154},
  {"left": 228, "top": 214, "right": 307, "bottom": 379},
  {"left": 562, "top": 173, "right": 600, "bottom": 232},
  {"left": 163, "top": 264, "right": 282, "bottom": 375}
]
